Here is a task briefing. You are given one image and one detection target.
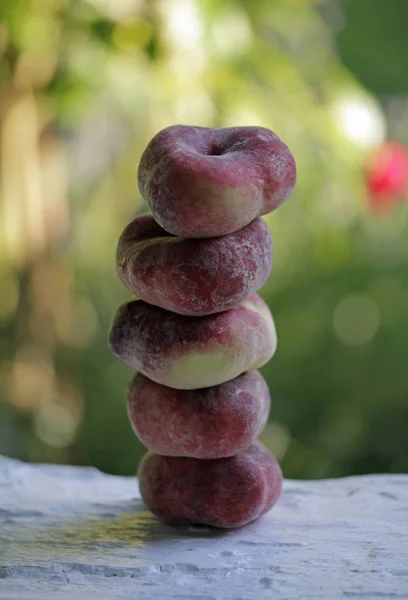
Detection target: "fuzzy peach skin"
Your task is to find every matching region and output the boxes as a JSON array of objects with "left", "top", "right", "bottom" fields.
[
  {"left": 127, "top": 370, "right": 270, "bottom": 459},
  {"left": 108, "top": 293, "right": 277, "bottom": 390},
  {"left": 138, "top": 441, "right": 283, "bottom": 528},
  {"left": 116, "top": 213, "right": 273, "bottom": 316},
  {"left": 137, "top": 125, "right": 296, "bottom": 238}
]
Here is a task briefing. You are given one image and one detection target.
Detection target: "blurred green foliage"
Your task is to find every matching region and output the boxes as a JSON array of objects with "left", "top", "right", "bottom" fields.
[
  {"left": 337, "top": 0, "right": 408, "bottom": 93},
  {"left": 0, "top": 0, "right": 407, "bottom": 479}
]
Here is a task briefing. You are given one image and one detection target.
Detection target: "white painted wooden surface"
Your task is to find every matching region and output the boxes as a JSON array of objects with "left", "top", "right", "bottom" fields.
[{"left": 1, "top": 455, "right": 407, "bottom": 599}]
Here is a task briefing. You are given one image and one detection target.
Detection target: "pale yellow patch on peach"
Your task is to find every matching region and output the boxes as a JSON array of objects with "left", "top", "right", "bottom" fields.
[
  {"left": 168, "top": 351, "right": 238, "bottom": 390},
  {"left": 198, "top": 182, "right": 253, "bottom": 212},
  {"left": 242, "top": 298, "right": 278, "bottom": 360},
  {"left": 133, "top": 235, "right": 181, "bottom": 254},
  {"left": 216, "top": 187, "right": 250, "bottom": 206}
]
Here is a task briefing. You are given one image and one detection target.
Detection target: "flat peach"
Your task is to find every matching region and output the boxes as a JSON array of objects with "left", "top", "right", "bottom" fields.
[
  {"left": 117, "top": 214, "right": 273, "bottom": 316},
  {"left": 108, "top": 294, "right": 277, "bottom": 389},
  {"left": 138, "top": 442, "right": 283, "bottom": 528},
  {"left": 127, "top": 370, "right": 270, "bottom": 459},
  {"left": 138, "top": 125, "right": 296, "bottom": 238}
]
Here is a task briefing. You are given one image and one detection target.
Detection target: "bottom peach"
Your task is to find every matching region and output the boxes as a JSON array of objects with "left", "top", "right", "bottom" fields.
[{"left": 138, "top": 442, "right": 282, "bottom": 529}]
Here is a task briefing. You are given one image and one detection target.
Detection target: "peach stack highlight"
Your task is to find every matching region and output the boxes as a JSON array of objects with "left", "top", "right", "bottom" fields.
[{"left": 109, "top": 125, "right": 296, "bottom": 528}]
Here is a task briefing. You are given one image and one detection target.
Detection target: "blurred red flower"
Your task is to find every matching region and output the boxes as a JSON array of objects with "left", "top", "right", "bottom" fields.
[{"left": 366, "top": 142, "right": 408, "bottom": 211}]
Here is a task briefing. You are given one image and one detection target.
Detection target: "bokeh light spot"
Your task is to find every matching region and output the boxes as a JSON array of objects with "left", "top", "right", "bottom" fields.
[
  {"left": 54, "top": 296, "right": 98, "bottom": 348},
  {"left": 10, "top": 347, "right": 55, "bottom": 410},
  {"left": 160, "top": 0, "right": 203, "bottom": 51},
  {"left": 211, "top": 9, "right": 253, "bottom": 56},
  {"left": 319, "top": 404, "right": 365, "bottom": 456},
  {"left": 333, "top": 294, "right": 380, "bottom": 346},
  {"left": 332, "top": 94, "right": 385, "bottom": 148},
  {"left": 34, "top": 403, "right": 79, "bottom": 448},
  {"left": 259, "top": 422, "right": 291, "bottom": 461}
]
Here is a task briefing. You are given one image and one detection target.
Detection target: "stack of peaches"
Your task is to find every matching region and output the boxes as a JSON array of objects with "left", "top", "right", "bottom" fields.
[{"left": 109, "top": 125, "right": 296, "bottom": 528}]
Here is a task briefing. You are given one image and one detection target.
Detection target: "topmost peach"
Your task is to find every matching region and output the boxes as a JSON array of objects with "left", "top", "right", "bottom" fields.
[{"left": 138, "top": 125, "right": 296, "bottom": 238}]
